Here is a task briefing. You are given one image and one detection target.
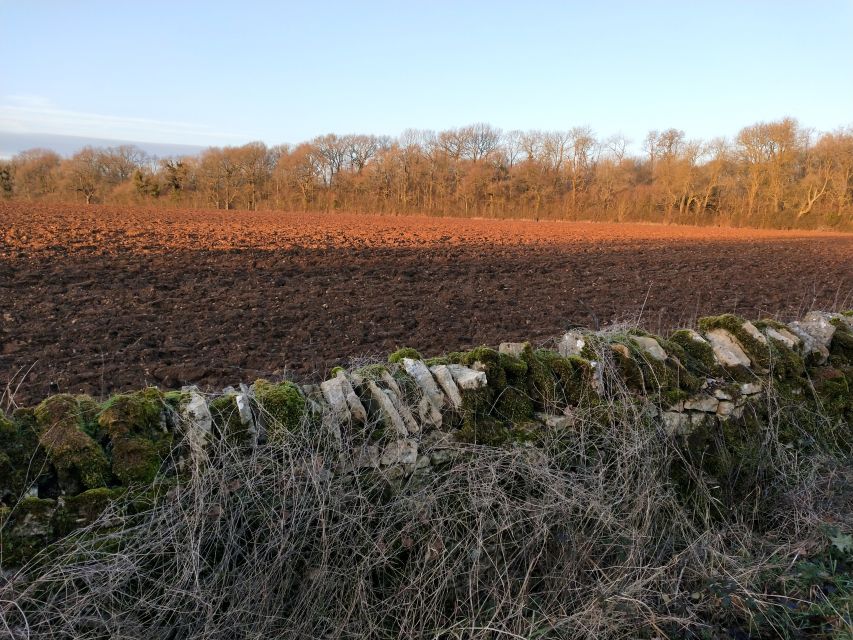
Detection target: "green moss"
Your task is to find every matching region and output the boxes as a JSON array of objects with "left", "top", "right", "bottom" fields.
[
  {"left": 494, "top": 387, "right": 534, "bottom": 422},
  {"left": 423, "top": 356, "right": 449, "bottom": 367},
  {"left": 355, "top": 363, "right": 390, "bottom": 381},
  {"left": 669, "top": 330, "right": 717, "bottom": 376},
  {"left": 698, "top": 314, "right": 771, "bottom": 371},
  {"left": 0, "top": 496, "right": 56, "bottom": 567},
  {"left": 536, "top": 351, "right": 596, "bottom": 406},
  {"left": 605, "top": 334, "right": 700, "bottom": 404},
  {"left": 523, "top": 349, "right": 559, "bottom": 410},
  {"left": 98, "top": 388, "right": 169, "bottom": 485},
  {"left": 253, "top": 379, "right": 307, "bottom": 443},
  {"left": 456, "top": 414, "right": 510, "bottom": 446},
  {"left": 55, "top": 487, "right": 125, "bottom": 536},
  {"left": 329, "top": 366, "right": 345, "bottom": 377},
  {"left": 829, "top": 319, "right": 853, "bottom": 362},
  {"left": 811, "top": 366, "right": 852, "bottom": 421},
  {"left": 0, "top": 413, "right": 48, "bottom": 503},
  {"left": 34, "top": 395, "right": 109, "bottom": 494},
  {"left": 388, "top": 347, "right": 422, "bottom": 364},
  {"left": 209, "top": 394, "right": 252, "bottom": 447}
]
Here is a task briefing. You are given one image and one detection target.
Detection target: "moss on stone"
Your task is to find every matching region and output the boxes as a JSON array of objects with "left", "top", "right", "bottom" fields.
[
  {"left": 34, "top": 395, "right": 109, "bottom": 494},
  {"left": 388, "top": 347, "right": 422, "bottom": 364},
  {"left": 0, "top": 414, "right": 46, "bottom": 504},
  {"left": 55, "top": 486, "right": 125, "bottom": 536},
  {"left": 456, "top": 414, "right": 510, "bottom": 446},
  {"left": 0, "top": 496, "right": 56, "bottom": 567},
  {"left": 253, "top": 379, "right": 307, "bottom": 443},
  {"left": 355, "top": 363, "right": 390, "bottom": 381},
  {"left": 329, "top": 366, "right": 345, "bottom": 377},
  {"left": 536, "top": 351, "right": 596, "bottom": 406},
  {"left": 423, "top": 356, "right": 449, "bottom": 367},
  {"left": 98, "top": 388, "right": 169, "bottom": 485},
  {"left": 668, "top": 329, "right": 718, "bottom": 376},
  {"left": 698, "top": 314, "right": 771, "bottom": 371},
  {"left": 494, "top": 387, "right": 534, "bottom": 422},
  {"left": 209, "top": 393, "right": 252, "bottom": 447},
  {"left": 523, "top": 349, "right": 559, "bottom": 410},
  {"left": 829, "top": 319, "right": 853, "bottom": 362}
]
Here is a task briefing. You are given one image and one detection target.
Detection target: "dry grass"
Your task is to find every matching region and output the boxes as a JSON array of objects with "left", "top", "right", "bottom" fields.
[{"left": 0, "top": 342, "right": 850, "bottom": 639}]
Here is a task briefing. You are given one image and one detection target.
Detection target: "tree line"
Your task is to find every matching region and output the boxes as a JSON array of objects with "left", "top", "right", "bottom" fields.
[{"left": 2, "top": 118, "right": 852, "bottom": 229}]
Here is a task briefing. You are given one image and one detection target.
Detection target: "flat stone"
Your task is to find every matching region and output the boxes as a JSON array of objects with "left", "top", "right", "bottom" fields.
[
  {"left": 180, "top": 391, "right": 212, "bottom": 465},
  {"left": 741, "top": 321, "right": 767, "bottom": 345},
  {"left": 684, "top": 394, "right": 719, "bottom": 413},
  {"left": 429, "top": 364, "right": 464, "bottom": 409},
  {"left": 558, "top": 331, "right": 585, "bottom": 357},
  {"left": 662, "top": 411, "right": 690, "bottom": 436},
  {"left": 366, "top": 380, "right": 410, "bottom": 437},
  {"left": 383, "top": 387, "right": 420, "bottom": 435},
  {"left": 320, "top": 376, "right": 351, "bottom": 419},
  {"left": 764, "top": 326, "right": 800, "bottom": 350},
  {"left": 402, "top": 358, "right": 444, "bottom": 428},
  {"left": 446, "top": 364, "right": 488, "bottom": 391},
  {"left": 716, "top": 401, "right": 736, "bottom": 417},
  {"left": 740, "top": 381, "right": 762, "bottom": 395},
  {"left": 788, "top": 312, "right": 835, "bottom": 364},
  {"left": 380, "top": 370, "right": 403, "bottom": 398},
  {"left": 338, "top": 372, "right": 368, "bottom": 424},
  {"left": 498, "top": 342, "right": 529, "bottom": 358},
  {"left": 704, "top": 329, "right": 752, "bottom": 368},
  {"left": 632, "top": 336, "right": 668, "bottom": 361},
  {"left": 354, "top": 445, "right": 380, "bottom": 469},
  {"left": 380, "top": 439, "right": 418, "bottom": 467},
  {"left": 534, "top": 412, "right": 574, "bottom": 429},
  {"left": 713, "top": 388, "right": 733, "bottom": 400}
]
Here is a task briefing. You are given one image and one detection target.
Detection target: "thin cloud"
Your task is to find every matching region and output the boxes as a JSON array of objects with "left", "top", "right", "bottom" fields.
[{"left": 0, "top": 95, "right": 248, "bottom": 146}]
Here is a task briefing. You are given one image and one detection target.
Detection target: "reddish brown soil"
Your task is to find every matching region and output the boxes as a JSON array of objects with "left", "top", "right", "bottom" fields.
[{"left": 1, "top": 202, "right": 852, "bottom": 405}]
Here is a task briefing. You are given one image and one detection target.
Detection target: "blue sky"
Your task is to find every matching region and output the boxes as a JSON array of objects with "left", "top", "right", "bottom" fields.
[{"left": 1, "top": 0, "right": 851, "bottom": 151}]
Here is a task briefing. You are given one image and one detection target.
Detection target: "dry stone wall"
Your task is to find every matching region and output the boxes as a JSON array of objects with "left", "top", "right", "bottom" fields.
[{"left": 2, "top": 310, "right": 852, "bottom": 569}]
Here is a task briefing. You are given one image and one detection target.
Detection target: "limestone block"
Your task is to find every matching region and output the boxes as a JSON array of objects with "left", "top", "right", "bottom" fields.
[
  {"left": 684, "top": 394, "right": 719, "bottom": 413},
  {"left": 558, "top": 331, "right": 585, "bottom": 357},
  {"left": 704, "top": 329, "right": 751, "bottom": 368},
  {"left": 788, "top": 312, "right": 835, "bottom": 364},
  {"left": 380, "top": 438, "right": 418, "bottom": 467},
  {"left": 662, "top": 411, "right": 690, "bottom": 436},
  {"left": 366, "top": 381, "right": 410, "bottom": 438},
  {"left": 717, "top": 401, "right": 736, "bottom": 417},
  {"left": 402, "top": 358, "right": 444, "bottom": 428},
  {"left": 632, "top": 336, "right": 668, "bottom": 361},
  {"left": 429, "top": 364, "right": 464, "bottom": 409},
  {"left": 498, "top": 342, "right": 529, "bottom": 358},
  {"left": 338, "top": 372, "right": 368, "bottom": 424},
  {"left": 320, "top": 376, "right": 350, "bottom": 419},
  {"left": 446, "top": 364, "right": 488, "bottom": 391},
  {"left": 764, "top": 326, "right": 800, "bottom": 350},
  {"left": 740, "top": 382, "right": 762, "bottom": 395},
  {"left": 741, "top": 321, "right": 768, "bottom": 345}
]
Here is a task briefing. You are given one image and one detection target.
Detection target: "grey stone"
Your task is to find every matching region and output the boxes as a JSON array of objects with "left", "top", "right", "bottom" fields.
[
  {"left": 713, "top": 388, "right": 733, "bottom": 401},
  {"left": 716, "top": 401, "right": 736, "bottom": 417},
  {"left": 662, "top": 411, "right": 690, "bottom": 436},
  {"left": 632, "top": 336, "right": 668, "bottom": 361},
  {"left": 740, "top": 381, "right": 762, "bottom": 395},
  {"left": 402, "top": 358, "right": 444, "bottom": 428},
  {"left": 180, "top": 391, "right": 212, "bottom": 465},
  {"left": 534, "top": 412, "right": 574, "bottom": 429},
  {"left": 429, "top": 364, "right": 464, "bottom": 409},
  {"left": 558, "top": 331, "right": 586, "bottom": 357},
  {"left": 764, "top": 326, "right": 800, "bottom": 350},
  {"left": 320, "top": 376, "right": 350, "bottom": 419},
  {"left": 499, "top": 342, "right": 529, "bottom": 358},
  {"left": 383, "top": 386, "right": 420, "bottom": 435},
  {"left": 704, "top": 329, "right": 752, "bottom": 368},
  {"left": 366, "top": 380, "right": 410, "bottom": 438},
  {"left": 788, "top": 312, "right": 835, "bottom": 364},
  {"left": 741, "top": 321, "right": 768, "bottom": 345},
  {"left": 446, "top": 364, "right": 488, "bottom": 391},
  {"left": 684, "top": 394, "right": 719, "bottom": 413},
  {"left": 338, "top": 372, "right": 368, "bottom": 424},
  {"left": 380, "top": 439, "right": 418, "bottom": 467}
]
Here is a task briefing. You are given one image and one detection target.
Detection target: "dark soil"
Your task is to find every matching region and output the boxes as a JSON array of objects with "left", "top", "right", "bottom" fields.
[{"left": 2, "top": 203, "right": 851, "bottom": 405}]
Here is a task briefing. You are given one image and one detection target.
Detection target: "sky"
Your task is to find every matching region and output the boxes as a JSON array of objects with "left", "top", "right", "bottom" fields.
[{"left": 1, "top": 0, "right": 852, "bottom": 154}]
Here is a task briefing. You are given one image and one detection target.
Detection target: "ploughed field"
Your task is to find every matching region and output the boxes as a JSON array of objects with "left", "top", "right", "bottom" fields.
[{"left": 2, "top": 202, "right": 852, "bottom": 404}]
